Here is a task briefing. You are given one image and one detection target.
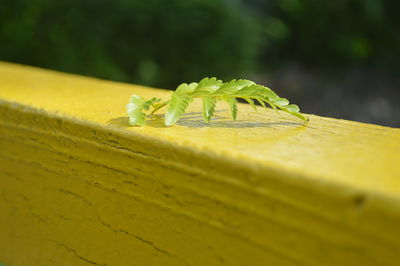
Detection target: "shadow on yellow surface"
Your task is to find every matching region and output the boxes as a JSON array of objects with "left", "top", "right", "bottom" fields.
[{"left": 107, "top": 113, "right": 305, "bottom": 129}]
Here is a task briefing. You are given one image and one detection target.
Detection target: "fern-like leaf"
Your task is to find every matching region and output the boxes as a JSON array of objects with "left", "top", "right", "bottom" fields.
[
  {"left": 127, "top": 77, "right": 308, "bottom": 127},
  {"left": 202, "top": 97, "right": 217, "bottom": 122},
  {"left": 165, "top": 94, "right": 192, "bottom": 126},
  {"left": 175, "top": 82, "right": 198, "bottom": 94},
  {"left": 194, "top": 77, "right": 223, "bottom": 95},
  {"left": 242, "top": 96, "right": 257, "bottom": 111},
  {"left": 126, "top": 95, "right": 147, "bottom": 126},
  {"left": 222, "top": 97, "right": 238, "bottom": 120},
  {"left": 213, "top": 79, "right": 254, "bottom": 95}
]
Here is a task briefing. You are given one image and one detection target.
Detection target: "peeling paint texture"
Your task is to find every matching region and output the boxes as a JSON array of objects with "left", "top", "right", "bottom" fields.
[{"left": 1, "top": 61, "right": 400, "bottom": 266}]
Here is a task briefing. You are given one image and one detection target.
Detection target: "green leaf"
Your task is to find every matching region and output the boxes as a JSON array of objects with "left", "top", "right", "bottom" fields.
[
  {"left": 175, "top": 82, "right": 198, "bottom": 94},
  {"left": 193, "top": 77, "right": 223, "bottom": 95},
  {"left": 255, "top": 97, "right": 267, "bottom": 108},
  {"left": 143, "top": 97, "right": 161, "bottom": 110},
  {"left": 165, "top": 93, "right": 192, "bottom": 126},
  {"left": 198, "top": 77, "right": 223, "bottom": 91},
  {"left": 128, "top": 77, "right": 307, "bottom": 126},
  {"left": 127, "top": 95, "right": 147, "bottom": 126},
  {"left": 234, "top": 84, "right": 261, "bottom": 96},
  {"left": 241, "top": 96, "right": 257, "bottom": 111},
  {"left": 279, "top": 104, "right": 307, "bottom": 121},
  {"left": 202, "top": 97, "right": 217, "bottom": 122},
  {"left": 150, "top": 100, "right": 169, "bottom": 115},
  {"left": 283, "top": 104, "right": 300, "bottom": 112},
  {"left": 214, "top": 79, "right": 254, "bottom": 95},
  {"left": 222, "top": 97, "right": 238, "bottom": 120},
  {"left": 259, "top": 86, "right": 280, "bottom": 101},
  {"left": 266, "top": 100, "right": 278, "bottom": 110},
  {"left": 273, "top": 98, "right": 289, "bottom": 106}
]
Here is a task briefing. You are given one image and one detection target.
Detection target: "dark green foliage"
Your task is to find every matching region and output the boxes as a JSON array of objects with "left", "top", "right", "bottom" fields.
[
  {"left": 0, "top": 0, "right": 263, "bottom": 88},
  {"left": 257, "top": 0, "right": 400, "bottom": 70},
  {"left": 1, "top": 0, "right": 398, "bottom": 86}
]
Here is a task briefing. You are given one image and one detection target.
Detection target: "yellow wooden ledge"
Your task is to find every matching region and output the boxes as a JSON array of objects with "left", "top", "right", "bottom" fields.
[{"left": 0, "top": 61, "right": 399, "bottom": 266}]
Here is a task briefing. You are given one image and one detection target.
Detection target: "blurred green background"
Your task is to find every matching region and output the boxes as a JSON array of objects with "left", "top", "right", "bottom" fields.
[{"left": 1, "top": 0, "right": 399, "bottom": 126}]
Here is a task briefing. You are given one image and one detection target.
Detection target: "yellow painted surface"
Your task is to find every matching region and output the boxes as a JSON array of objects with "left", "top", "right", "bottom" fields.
[{"left": 0, "top": 61, "right": 400, "bottom": 266}]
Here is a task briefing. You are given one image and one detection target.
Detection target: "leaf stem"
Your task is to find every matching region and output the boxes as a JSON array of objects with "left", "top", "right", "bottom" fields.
[{"left": 150, "top": 100, "right": 170, "bottom": 115}]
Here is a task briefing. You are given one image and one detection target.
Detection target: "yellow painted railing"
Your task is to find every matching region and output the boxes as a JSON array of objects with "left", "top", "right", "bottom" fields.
[{"left": 0, "top": 61, "right": 400, "bottom": 266}]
